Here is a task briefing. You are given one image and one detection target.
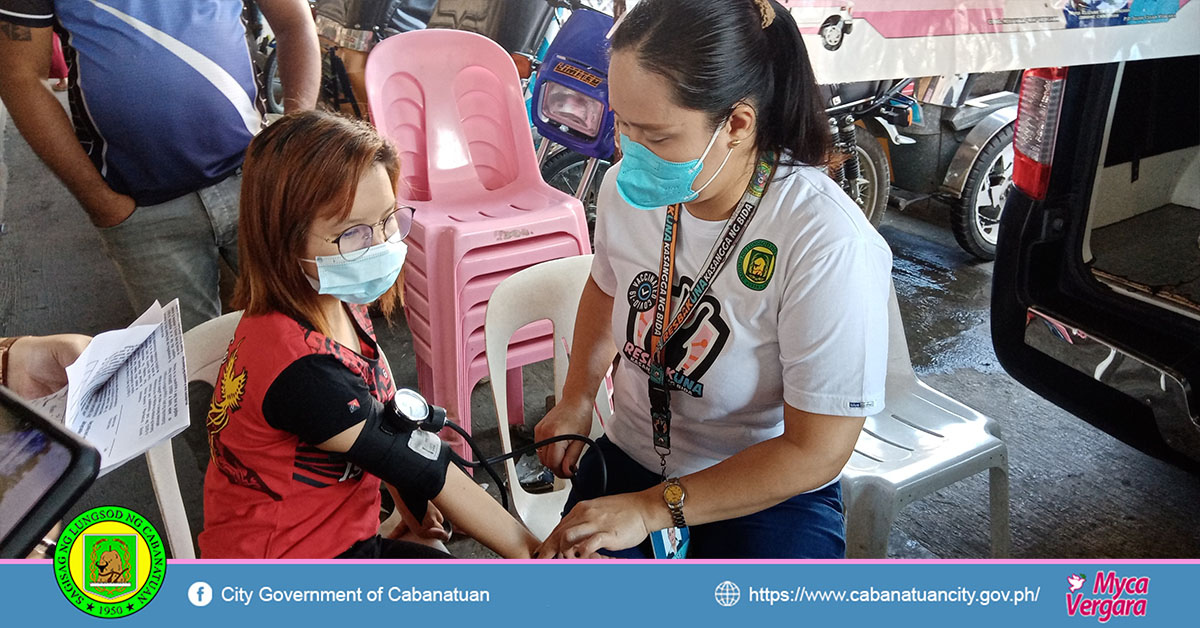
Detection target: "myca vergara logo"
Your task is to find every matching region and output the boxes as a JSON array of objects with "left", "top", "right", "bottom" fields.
[
  {"left": 54, "top": 506, "right": 166, "bottom": 618},
  {"left": 1065, "top": 571, "right": 1148, "bottom": 623}
]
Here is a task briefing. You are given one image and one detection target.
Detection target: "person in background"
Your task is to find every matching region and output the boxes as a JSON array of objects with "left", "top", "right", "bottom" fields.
[{"left": 0, "top": 1, "right": 320, "bottom": 331}]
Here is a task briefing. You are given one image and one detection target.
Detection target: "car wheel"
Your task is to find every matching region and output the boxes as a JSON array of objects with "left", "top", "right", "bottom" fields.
[{"left": 951, "top": 123, "right": 1016, "bottom": 261}]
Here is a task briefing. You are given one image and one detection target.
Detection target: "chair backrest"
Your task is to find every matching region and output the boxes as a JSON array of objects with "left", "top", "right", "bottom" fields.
[
  {"left": 145, "top": 311, "right": 243, "bottom": 559},
  {"left": 484, "top": 255, "right": 607, "bottom": 539},
  {"left": 883, "top": 280, "right": 918, "bottom": 395},
  {"left": 365, "top": 29, "right": 540, "bottom": 204}
]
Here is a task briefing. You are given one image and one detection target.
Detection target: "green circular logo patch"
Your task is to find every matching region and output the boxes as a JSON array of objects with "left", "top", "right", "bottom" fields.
[
  {"left": 737, "top": 239, "right": 778, "bottom": 291},
  {"left": 54, "top": 506, "right": 166, "bottom": 618}
]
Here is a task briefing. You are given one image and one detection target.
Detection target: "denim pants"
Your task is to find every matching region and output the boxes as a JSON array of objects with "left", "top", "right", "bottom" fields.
[
  {"left": 564, "top": 436, "right": 847, "bottom": 559},
  {"left": 96, "top": 173, "right": 241, "bottom": 331}
]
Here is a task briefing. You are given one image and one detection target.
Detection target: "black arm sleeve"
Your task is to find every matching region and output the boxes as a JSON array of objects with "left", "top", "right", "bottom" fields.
[
  {"left": 263, "top": 354, "right": 451, "bottom": 520},
  {"left": 262, "top": 354, "right": 376, "bottom": 446},
  {"left": 345, "top": 408, "right": 451, "bottom": 521}
]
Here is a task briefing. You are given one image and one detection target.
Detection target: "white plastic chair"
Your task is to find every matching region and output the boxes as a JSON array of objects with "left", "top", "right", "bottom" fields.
[
  {"left": 841, "top": 284, "right": 1011, "bottom": 558},
  {"left": 145, "top": 311, "right": 243, "bottom": 559},
  {"left": 485, "top": 260, "right": 1010, "bottom": 556},
  {"left": 485, "top": 255, "right": 609, "bottom": 540}
]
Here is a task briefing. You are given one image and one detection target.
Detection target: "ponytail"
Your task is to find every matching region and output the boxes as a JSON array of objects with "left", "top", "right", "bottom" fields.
[{"left": 761, "top": 3, "right": 829, "bottom": 166}]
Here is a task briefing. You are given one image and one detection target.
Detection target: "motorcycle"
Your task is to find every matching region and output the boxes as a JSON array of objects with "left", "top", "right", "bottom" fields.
[
  {"left": 821, "top": 78, "right": 919, "bottom": 226},
  {"left": 515, "top": 0, "right": 616, "bottom": 243}
]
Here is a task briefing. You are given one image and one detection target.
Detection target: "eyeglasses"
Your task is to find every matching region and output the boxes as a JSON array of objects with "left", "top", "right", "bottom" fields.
[{"left": 318, "top": 205, "right": 414, "bottom": 260}]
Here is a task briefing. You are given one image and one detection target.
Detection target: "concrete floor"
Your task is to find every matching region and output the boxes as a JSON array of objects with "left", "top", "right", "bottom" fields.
[{"left": 2, "top": 92, "right": 1197, "bottom": 559}]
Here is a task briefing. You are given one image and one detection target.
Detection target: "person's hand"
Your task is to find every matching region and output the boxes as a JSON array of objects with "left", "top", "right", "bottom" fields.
[
  {"left": 411, "top": 502, "right": 451, "bottom": 542},
  {"left": 533, "top": 492, "right": 654, "bottom": 559},
  {"left": 81, "top": 187, "right": 136, "bottom": 228},
  {"left": 534, "top": 394, "right": 593, "bottom": 478},
  {"left": 381, "top": 485, "right": 452, "bottom": 543},
  {"left": 6, "top": 334, "right": 91, "bottom": 399}
]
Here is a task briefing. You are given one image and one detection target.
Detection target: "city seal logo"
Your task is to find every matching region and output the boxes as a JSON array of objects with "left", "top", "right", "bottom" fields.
[
  {"left": 54, "top": 506, "right": 166, "bottom": 618},
  {"left": 737, "top": 239, "right": 778, "bottom": 291}
]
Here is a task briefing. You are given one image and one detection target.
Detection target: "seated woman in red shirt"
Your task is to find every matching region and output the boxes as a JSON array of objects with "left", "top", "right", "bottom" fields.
[{"left": 199, "top": 110, "right": 539, "bottom": 559}]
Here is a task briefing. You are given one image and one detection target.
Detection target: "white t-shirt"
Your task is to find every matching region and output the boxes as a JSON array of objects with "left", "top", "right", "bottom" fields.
[{"left": 591, "top": 159, "right": 893, "bottom": 478}]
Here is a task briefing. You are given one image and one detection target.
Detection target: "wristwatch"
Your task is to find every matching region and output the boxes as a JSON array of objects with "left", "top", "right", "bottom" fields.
[{"left": 662, "top": 477, "right": 687, "bottom": 528}]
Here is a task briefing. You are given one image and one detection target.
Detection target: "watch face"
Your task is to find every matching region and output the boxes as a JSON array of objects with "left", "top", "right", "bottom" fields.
[{"left": 664, "top": 483, "right": 684, "bottom": 506}]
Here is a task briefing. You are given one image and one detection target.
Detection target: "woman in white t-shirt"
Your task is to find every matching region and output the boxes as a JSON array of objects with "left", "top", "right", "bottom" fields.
[{"left": 533, "top": 0, "right": 893, "bottom": 559}]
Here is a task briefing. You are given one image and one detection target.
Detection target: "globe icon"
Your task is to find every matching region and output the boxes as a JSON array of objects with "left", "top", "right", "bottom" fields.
[{"left": 714, "top": 581, "right": 740, "bottom": 607}]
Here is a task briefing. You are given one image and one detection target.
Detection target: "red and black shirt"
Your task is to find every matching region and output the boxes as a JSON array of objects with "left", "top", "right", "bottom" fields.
[{"left": 199, "top": 305, "right": 393, "bottom": 559}]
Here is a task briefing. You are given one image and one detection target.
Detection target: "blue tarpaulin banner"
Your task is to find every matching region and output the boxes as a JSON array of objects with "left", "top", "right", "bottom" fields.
[{"left": 2, "top": 560, "right": 1197, "bottom": 626}]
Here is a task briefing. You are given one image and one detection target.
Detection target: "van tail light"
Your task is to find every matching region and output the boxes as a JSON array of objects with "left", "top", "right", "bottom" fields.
[{"left": 1013, "top": 67, "right": 1068, "bottom": 200}]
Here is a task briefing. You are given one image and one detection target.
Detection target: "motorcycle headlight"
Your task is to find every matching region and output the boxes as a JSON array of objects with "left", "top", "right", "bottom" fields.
[{"left": 540, "top": 81, "right": 604, "bottom": 139}]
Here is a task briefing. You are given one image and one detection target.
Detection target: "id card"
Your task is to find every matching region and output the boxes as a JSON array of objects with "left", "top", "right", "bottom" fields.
[{"left": 650, "top": 526, "right": 689, "bottom": 559}]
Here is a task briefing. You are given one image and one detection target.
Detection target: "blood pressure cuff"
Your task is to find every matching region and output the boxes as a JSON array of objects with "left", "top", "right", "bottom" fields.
[{"left": 345, "top": 407, "right": 451, "bottom": 522}]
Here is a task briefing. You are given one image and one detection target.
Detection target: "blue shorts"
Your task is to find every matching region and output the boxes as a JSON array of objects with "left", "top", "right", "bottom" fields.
[{"left": 563, "top": 436, "right": 847, "bottom": 559}]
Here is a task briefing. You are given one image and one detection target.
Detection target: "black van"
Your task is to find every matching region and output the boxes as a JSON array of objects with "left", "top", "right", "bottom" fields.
[{"left": 992, "top": 56, "right": 1199, "bottom": 472}]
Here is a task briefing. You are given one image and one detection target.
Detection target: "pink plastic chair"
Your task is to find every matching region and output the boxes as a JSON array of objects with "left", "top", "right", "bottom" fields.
[{"left": 366, "top": 29, "right": 591, "bottom": 458}]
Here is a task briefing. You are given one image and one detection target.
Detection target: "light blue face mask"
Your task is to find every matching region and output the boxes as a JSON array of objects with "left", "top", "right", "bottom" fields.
[
  {"left": 300, "top": 240, "right": 407, "bottom": 305},
  {"left": 615, "top": 122, "right": 734, "bottom": 211}
]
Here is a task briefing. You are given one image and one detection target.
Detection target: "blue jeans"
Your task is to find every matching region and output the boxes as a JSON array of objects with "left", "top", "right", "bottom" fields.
[
  {"left": 564, "top": 436, "right": 847, "bottom": 559},
  {"left": 96, "top": 173, "right": 241, "bottom": 331}
]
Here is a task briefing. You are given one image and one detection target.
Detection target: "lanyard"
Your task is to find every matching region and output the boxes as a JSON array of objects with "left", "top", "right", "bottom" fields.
[{"left": 648, "top": 153, "right": 777, "bottom": 478}]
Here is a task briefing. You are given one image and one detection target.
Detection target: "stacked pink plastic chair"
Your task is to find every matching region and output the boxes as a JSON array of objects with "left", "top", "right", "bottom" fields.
[{"left": 365, "top": 29, "right": 591, "bottom": 458}]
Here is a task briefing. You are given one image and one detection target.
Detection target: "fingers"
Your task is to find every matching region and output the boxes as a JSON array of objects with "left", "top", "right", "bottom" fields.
[
  {"left": 533, "top": 537, "right": 563, "bottom": 559},
  {"left": 534, "top": 402, "right": 594, "bottom": 478},
  {"left": 537, "top": 439, "right": 566, "bottom": 478},
  {"left": 562, "top": 440, "right": 586, "bottom": 478},
  {"left": 422, "top": 524, "right": 451, "bottom": 542},
  {"left": 533, "top": 536, "right": 607, "bottom": 559},
  {"left": 572, "top": 533, "right": 610, "bottom": 558},
  {"left": 539, "top": 432, "right": 585, "bottom": 478}
]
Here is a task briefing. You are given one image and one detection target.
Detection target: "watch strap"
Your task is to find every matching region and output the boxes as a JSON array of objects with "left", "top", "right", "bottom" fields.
[
  {"left": 664, "top": 477, "right": 687, "bottom": 528},
  {"left": 0, "top": 336, "right": 24, "bottom": 389}
]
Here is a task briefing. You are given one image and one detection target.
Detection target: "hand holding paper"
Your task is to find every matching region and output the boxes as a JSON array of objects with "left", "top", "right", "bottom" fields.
[{"left": 28, "top": 301, "right": 191, "bottom": 475}]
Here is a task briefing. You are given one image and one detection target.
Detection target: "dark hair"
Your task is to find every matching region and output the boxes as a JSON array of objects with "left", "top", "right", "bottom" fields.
[{"left": 611, "top": 0, "right": 829, "bottom": 166}]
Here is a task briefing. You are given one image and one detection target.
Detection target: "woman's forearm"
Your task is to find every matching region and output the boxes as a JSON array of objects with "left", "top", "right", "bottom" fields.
[
  {"left": 433, "top": 466, "right": 539, "bottom": 558},
  {"left": 633, "top": 411, "right": 865, "bottom": 532}
]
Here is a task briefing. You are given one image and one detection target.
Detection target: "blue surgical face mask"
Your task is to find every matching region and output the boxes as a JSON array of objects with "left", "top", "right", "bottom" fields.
[
  {"left": 299, "top": 240, "right": 407, "bottom": 305},
  {"left": 615, "top": 122, "right": 735, "bottom": 211}
]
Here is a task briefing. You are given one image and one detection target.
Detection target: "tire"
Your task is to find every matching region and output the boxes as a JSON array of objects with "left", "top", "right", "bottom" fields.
[
  {"left": 951, "top": 123, "right": 1015, "bottom": 261},
  {"left": 264, "top": 47, "right": 285, "bottom": 115},
  {"left": 854, "top": 130, "right": 890, "bottom": 227},
  {"left": 541, "top": 150, "right": 612, "bottom": 245}
]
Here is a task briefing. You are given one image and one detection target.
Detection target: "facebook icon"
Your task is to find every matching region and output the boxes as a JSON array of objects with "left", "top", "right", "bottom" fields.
[{"left": 188, "top": 581, "right": 213, "bottom": 607}]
